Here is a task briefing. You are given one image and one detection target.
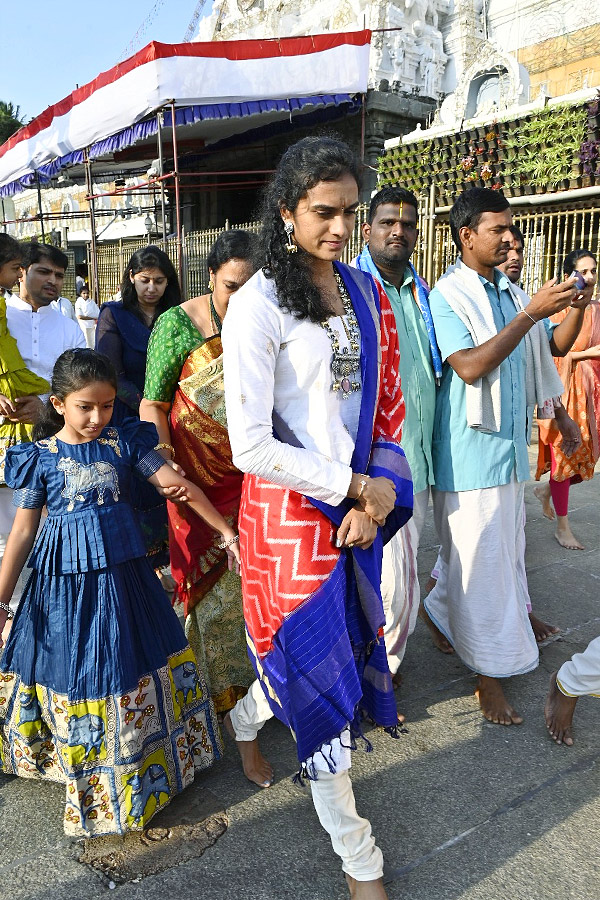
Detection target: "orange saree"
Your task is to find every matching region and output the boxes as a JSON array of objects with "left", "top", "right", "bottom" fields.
[
  {"left": 169, "top": 336, "right": 253, "bottom": 712},
  {"left": 536, "top": 301, "right": 600, "bottom": 483}
]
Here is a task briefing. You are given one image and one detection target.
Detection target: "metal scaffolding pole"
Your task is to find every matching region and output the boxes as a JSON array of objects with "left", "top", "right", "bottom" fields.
[
  {"left": 35, "top": 173, "right": 46, "bottom": 243},
  {"left": 85, "top": 151, "right": 100, "bottom": 301},
  {"left": 426, "top": 181, "right": 436, "bottom": 288},
  {"left": 170, "top": 101, "right": 183, "bottom": 285},
  {"left": 156, "top": 109, "right": 168, "bottom": 247},
  {"left": 360, "top": 93, "right": 366, "bottom": 164}
]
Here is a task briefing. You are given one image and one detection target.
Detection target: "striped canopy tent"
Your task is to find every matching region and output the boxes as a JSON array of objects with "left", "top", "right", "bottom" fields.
[
  {"left": 0, "top": 31, "right": 372, "bottom": 197},
  {"left": 0, "top": 30, "right": 371, "bottom": 290}
]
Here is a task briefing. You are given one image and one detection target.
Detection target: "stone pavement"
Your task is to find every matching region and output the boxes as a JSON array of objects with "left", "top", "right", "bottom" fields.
[{"left": 2, "top": 447, "right": 600, "bottom": 900}]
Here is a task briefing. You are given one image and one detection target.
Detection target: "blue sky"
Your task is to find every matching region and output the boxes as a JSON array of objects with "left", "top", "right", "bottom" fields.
[{"left": 1, "top": 1, "right": 213, "bottom": 124}]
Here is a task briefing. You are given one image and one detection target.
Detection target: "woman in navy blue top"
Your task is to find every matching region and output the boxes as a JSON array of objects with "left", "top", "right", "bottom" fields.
[{"left": 96, "top": 246, "right": 181, "bottom": 423}]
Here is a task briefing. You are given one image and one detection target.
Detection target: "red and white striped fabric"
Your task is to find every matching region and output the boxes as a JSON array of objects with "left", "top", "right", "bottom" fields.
[{"left": 0, "top": 31, "right": 371, "bottom": 189}]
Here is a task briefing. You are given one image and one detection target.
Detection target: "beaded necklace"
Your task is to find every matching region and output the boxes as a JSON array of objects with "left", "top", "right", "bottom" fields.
[
  {"left": 209, "top": 294, "right": 222, "bottom": 335},
  {"left": 320, "top": 270, "right": 361, "bottom": 398}
]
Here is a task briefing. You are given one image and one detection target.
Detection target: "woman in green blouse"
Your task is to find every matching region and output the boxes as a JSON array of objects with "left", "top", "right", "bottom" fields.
[{"left": 141, "top": 231, "right": 257, "bottom": 714}]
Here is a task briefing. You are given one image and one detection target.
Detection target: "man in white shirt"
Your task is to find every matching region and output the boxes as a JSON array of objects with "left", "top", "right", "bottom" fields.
[
  {"left": 51, "top": 295, "right": 78, "bottom": 322},
  {"left": 1, "top": 243, "right": 85, "bottom": 614},
  {"left": 12, "top": 243, "right": 86, "bottom": 386}
]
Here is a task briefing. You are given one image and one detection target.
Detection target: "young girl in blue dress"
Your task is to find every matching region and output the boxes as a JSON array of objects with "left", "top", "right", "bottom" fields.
[{"left": 0, "top": 349, "right": 240, "bottom": 836}]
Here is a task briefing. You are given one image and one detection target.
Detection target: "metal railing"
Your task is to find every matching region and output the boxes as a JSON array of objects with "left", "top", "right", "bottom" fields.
[{"left": 92, "top": 201, "right": 600, "bottom": 304}]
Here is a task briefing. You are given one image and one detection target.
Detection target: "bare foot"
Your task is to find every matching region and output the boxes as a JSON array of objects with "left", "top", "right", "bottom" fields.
[
  {"left": 544, "top": 671, "right": 577, "bottom": 745},
  {"left": 223, "top": 711, "right": 273, "bottom": 787},
  {"left": 555, "top": 519, "right": 584, "bottom": 550},
  {"left": 475, "top": 675, "right": 523, "bottom": 725},
  {"left": 419, "top": 604, "right": 454, "bottom": 654},
  {"left": 345, "top": 874, "right": 388, "bottom": 899},
  {"left": 529, "top": 612, "right": 560, "bottom": 643},
  {"left": 156, "top": 568, "right": 176, "bottom": 595},
  {"left": 533, "top": 484, "right": 555, "bottom": 520},
  {"left": 424, "top": 575, "right": 437, "bottom": 595},
  {"left": 390, "top": 671, "right": 406, "bottom": 724}
]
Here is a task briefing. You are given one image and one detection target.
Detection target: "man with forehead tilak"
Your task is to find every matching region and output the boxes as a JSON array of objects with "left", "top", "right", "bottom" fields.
[
  {"left": 423, "top": 189, "right": 588, "bottom": 725},
  {"left": 355, "top": 187, "right": 442, "bottom": 685},
  {"left": 493, "top": 224, "right": 582, "bottom": 642}
]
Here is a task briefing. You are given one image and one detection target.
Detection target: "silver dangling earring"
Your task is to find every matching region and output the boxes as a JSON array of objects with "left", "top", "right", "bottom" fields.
[{"left": 284, "top": 220, "right": 297, "bottom": 253}]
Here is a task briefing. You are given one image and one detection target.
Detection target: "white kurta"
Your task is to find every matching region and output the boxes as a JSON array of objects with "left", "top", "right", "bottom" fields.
[
  {"left": 558, "top": 637, "right": 600, "bottom": 697},
  {"left": 223, "top": 268, "right": 384, "bottom": 882},
  {"left": 6, "top": 294, "right": 86, "bottom": 384},
  {"left": 223, "top": 269, "right": 364, "bottom": 777},
  {"left": 424, "top": 479, "right": 539, "bottom": 678},
  {"left": 51, "top": 296, "right": 77, "bottom": 321},
  {"left": 75, "top": 296, "right": 101, "bottom": 348},
  {"left": 222, "top": 269, "right": 360, "bottom": 505}
]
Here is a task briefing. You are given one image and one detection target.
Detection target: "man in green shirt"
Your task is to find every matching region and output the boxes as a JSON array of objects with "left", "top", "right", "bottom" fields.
[{"left": 355, "top": 187, "right": 442, "bottom": 681}]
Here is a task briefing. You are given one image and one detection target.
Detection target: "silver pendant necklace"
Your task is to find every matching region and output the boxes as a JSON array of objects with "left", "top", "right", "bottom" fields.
[{"left": 320, "top": 270, "right": 361, "bottom": 399}]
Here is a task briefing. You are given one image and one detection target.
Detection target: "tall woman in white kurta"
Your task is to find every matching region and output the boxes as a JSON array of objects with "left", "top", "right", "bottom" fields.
[{"left": 222, "top": 137, "right": 412, "bottom": 900}]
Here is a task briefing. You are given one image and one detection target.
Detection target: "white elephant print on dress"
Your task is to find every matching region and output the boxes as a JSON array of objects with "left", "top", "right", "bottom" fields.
[{"left": 57, "top": 457, "right": 120, "bottom": 511}]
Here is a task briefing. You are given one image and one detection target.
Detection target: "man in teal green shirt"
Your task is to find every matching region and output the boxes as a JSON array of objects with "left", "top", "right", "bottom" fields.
[{"left": 355, "top": 187, "right": 442, "bottom": 680}]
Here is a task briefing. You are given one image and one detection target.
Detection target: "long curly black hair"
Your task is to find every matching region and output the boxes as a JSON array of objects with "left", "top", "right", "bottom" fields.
[{"left": 258, "top": 136, "right": 361, "bottom": 323}]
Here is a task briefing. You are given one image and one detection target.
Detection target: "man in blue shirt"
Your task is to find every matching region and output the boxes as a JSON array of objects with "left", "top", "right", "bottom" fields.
[
  {"left": 423, "top": 188, "right": 586, "bottom": 726},
  {"left": 496, "top": 225, "right": 582, "bottom": 641},
  {"left": 355, "top": 187, "right": 441, "bottom": 683}
]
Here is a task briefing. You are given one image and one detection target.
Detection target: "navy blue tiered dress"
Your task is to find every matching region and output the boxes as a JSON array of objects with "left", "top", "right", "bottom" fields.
[{"left": 0, "top": 422, "right": 222, "bottom": 836}]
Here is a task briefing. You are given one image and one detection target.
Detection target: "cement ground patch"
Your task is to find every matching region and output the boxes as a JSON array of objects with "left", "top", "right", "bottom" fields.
[{"left": 76, "top": 811, "right": 228, "bottom": 885}]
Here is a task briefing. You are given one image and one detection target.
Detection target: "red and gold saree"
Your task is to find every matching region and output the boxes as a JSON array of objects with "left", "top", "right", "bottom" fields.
[{"left": 169, "top": 336, "right": 253, "bottom": 712}]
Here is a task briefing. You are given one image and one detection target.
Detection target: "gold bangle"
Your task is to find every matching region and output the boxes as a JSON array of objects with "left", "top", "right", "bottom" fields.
[{"left": 154, "top": 442, "right": 174, "bottom": 457}]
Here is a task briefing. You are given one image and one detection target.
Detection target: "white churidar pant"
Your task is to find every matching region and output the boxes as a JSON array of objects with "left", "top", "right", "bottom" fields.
[
  {"left": 557, "top": 636, "right": 600, "bottom": 697},
  {"left": 381, "top": 487, "right": 428, "bottom": 674},
  {"left": 229, "top": 679, "right": 383, "bottom": 881},
  {"left": 424, "top": 479, "right": 539, "bottom": 678}
]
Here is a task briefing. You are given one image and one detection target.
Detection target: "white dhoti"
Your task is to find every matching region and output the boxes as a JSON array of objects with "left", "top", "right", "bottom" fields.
[
  {"left": 424, "top": 479, "right": 539, "bottom": 678},
  {"left": 229, "top": 679, "right": 383, "bottom": 880},
  {"left": 429, "top": 502, "right": 532, "bottom": 613},
  {"left": 381, "top": 487, "right": 428, "bottom": 674},
  {"left": 557, "top": 637, "right": 600, "bottom": 697}
]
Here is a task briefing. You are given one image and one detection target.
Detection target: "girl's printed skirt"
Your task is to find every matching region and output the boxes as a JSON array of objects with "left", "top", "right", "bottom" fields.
[{"left": 0, "top": 561, "right": 223, "bottom": 836}]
